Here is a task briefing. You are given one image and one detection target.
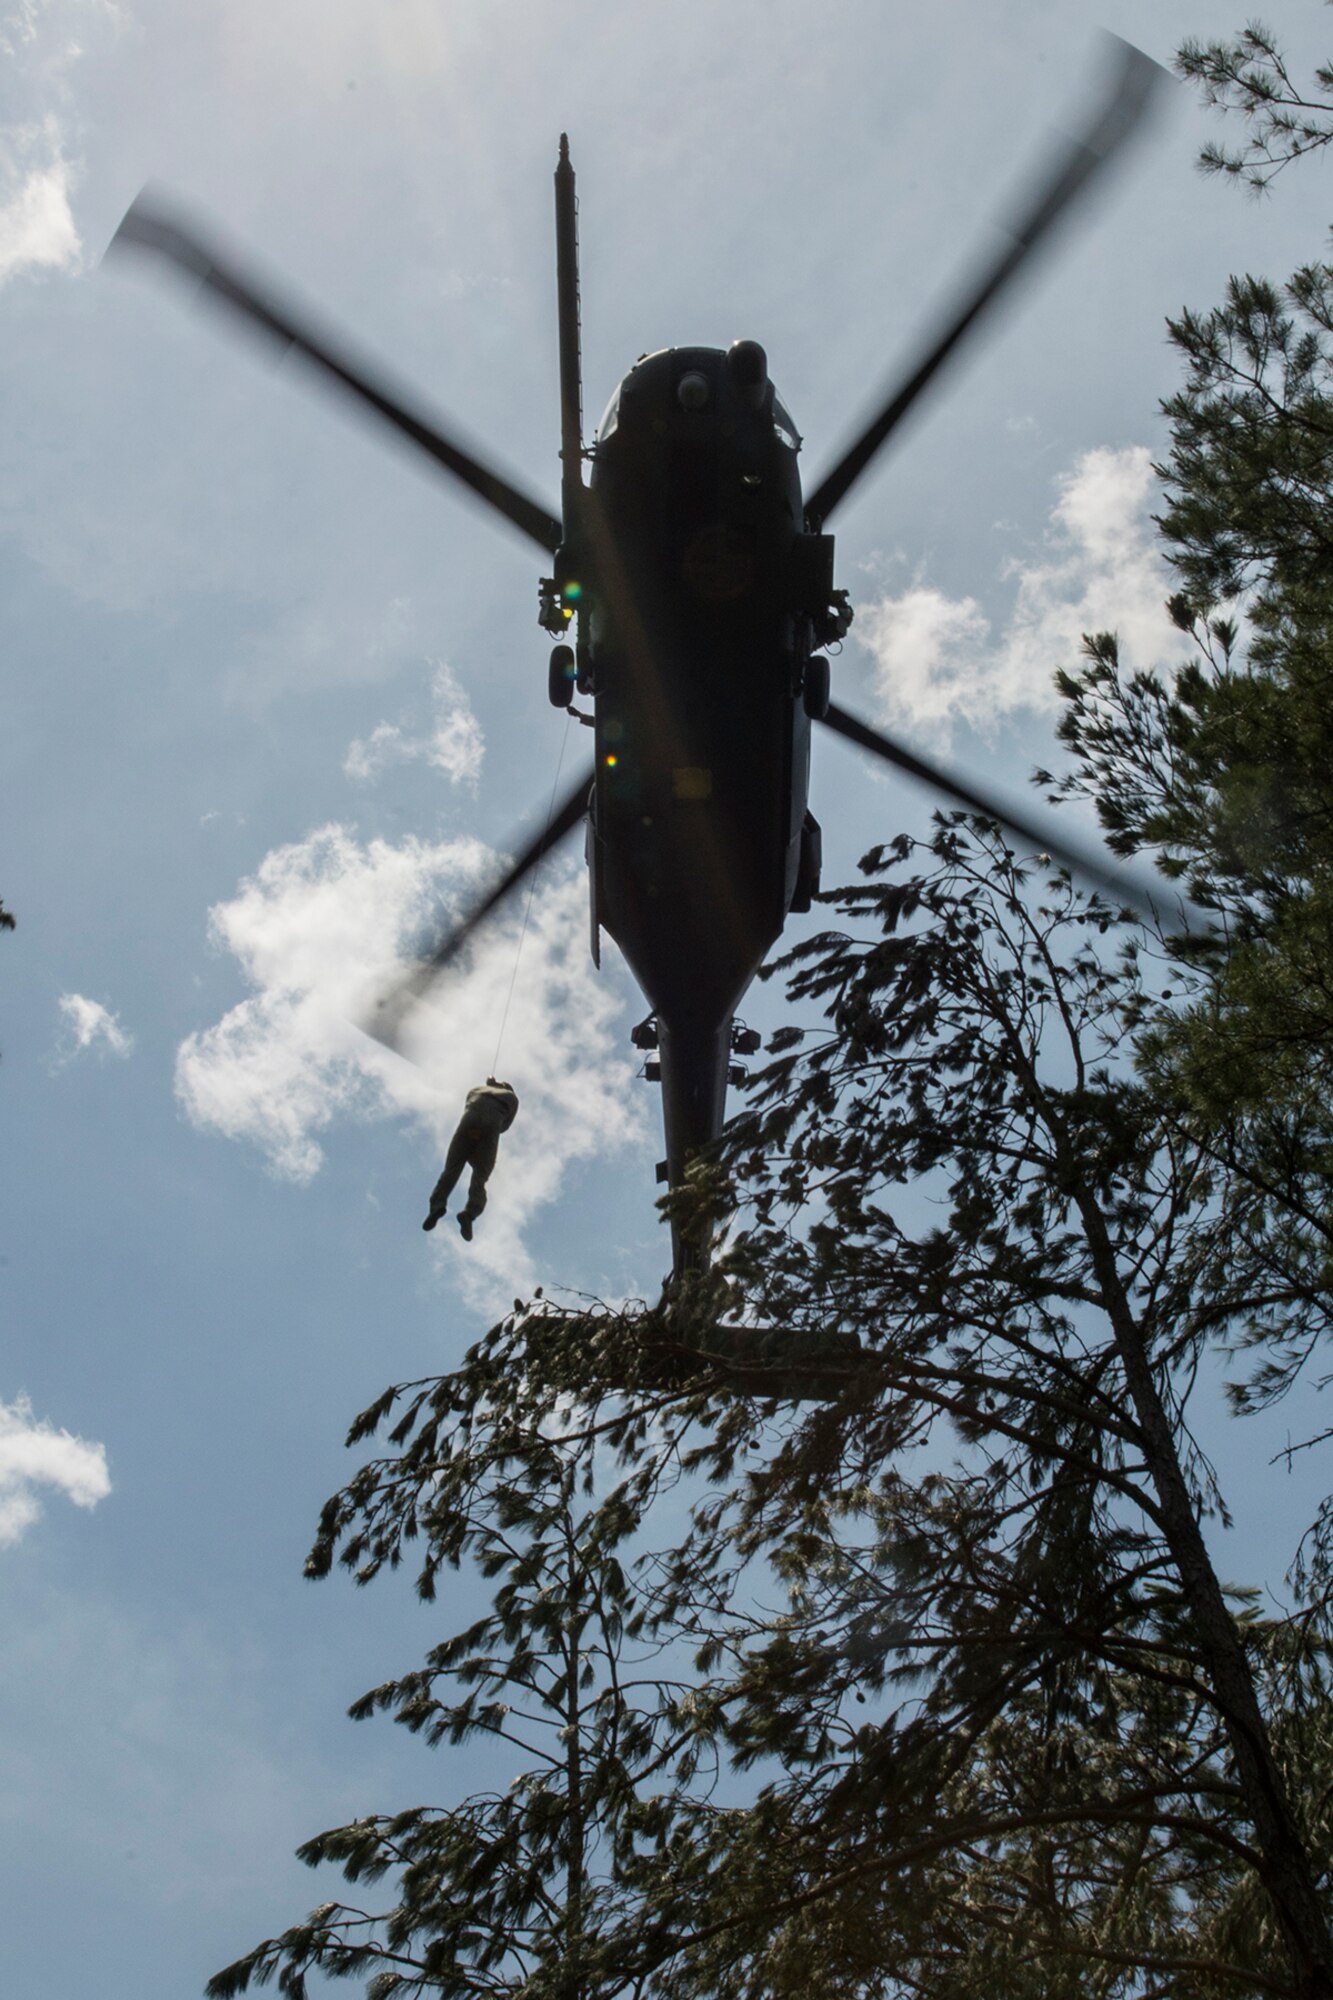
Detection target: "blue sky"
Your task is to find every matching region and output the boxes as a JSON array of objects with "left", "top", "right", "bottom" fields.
[{"left": 4, "top": 2, "right": 1332, "bottom": 1993}]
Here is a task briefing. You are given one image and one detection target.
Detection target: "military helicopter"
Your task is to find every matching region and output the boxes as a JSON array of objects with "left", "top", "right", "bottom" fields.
[{"left": 112, "top": 40, "right": 1165, "bottom": 1288}]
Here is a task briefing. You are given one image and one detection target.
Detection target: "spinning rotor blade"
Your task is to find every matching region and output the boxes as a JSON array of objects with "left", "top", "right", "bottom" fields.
[
  {"left": 804, "top": 37, "right": 1166, "bottom": 527},
  {"left": 364, "top": 765, "right": 594, "bottom": 1050},
  {"left": 110, "top": 193, "right": 563, "bottom": 554},
  {"left": 819, "top": 701, "right": 1164, "bottom": 920}
]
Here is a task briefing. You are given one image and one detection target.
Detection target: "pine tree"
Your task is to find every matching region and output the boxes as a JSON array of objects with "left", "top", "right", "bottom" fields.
[
  {"left": 205, "top": 1369, "right": 726, "bottom": 1999},
  {"left": 648, "top": 825, "right": 1333, "bottom": 1998},
  {"left": 209, "top": 827, "right": 1333, "bottom": 1998},
  {"left": 1177, "top": 23, "right": 1333, "bottom": 193},
  {"left": 1053, "top": 16, "right": 1333, "bottom": 1453}
]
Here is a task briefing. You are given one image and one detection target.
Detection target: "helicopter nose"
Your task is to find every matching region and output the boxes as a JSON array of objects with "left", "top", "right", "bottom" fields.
[{"left": 727, "top": 338, "right": 768, "bottom": 407}]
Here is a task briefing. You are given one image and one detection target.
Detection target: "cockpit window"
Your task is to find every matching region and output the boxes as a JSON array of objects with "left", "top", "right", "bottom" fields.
[
  {"left": 772, "top": 395, "right": 800, "bottom": 452},
  {"left": 597, "top": 384, "right": 622, "bottom": 442}
]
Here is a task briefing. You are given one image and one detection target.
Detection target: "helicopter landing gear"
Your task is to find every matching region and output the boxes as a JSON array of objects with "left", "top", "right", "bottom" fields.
[
  {"left": 548, "top": 644, "right": 576, "bottom": 708},
  {"left": 728, "top": 1019, "right": 761, "bottom": 1086},
  {"left": 802, "top": 654, "right": 830, "bottom": 721},
  {"left": 635, "top": 1017, "right": 661, "bottom": 1080},
  {"left": 790, "top": 810, "right": 823, "bottom": 914}
]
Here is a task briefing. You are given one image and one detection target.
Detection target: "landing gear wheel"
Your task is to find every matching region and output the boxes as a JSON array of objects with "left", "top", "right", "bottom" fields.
[
  {"left": 548, "top": 645, "right": 575, "bottom": 709},
  {"left": 790, "top": 810, "right": 823, "bottom": 914},
  {"left": 803, "top": 654, "right": 830, "bottom": 721}
]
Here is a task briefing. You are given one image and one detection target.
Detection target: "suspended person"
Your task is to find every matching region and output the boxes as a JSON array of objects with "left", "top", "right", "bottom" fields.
[{"left": 422, "top": 1078, "right": 519, "bottom": 1241}]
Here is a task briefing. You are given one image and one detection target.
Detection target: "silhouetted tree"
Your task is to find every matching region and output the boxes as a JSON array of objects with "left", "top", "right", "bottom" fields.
[
  {"left": 205, "top": 1357, "right": 734, "bottom": 2000},
  {"left": 1053, "top": 11, "right": 1333, "bottom": 1567},
  {"left": 647, "top": 825, "right": 1333, "bottom": 1998},
  {"left": 208, "top": 825, "right": 1333, "bottom": 1998}
]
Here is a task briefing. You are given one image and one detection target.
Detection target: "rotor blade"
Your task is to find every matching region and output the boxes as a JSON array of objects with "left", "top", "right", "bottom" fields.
[
  {"left": 819, "top": 701, "right": 1166, "bottom": 920},
  {"left": 363, "top": 764, "right": 594, "bottom": 1050},
  {"left": 804, "top": 37, "right": 1167, "bottom": 527},
  {"left": 109, "top": 192, "right": 563, "bottom": 554}
]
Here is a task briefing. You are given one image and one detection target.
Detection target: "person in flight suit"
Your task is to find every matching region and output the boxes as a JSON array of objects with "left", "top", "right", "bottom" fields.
[{"left": 422, "top": 1078, "right": 519, "bottom": 1241}]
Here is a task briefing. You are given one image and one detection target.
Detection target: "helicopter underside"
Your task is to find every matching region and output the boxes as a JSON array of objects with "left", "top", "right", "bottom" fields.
[{"left": 114, "top": 52, "right": 1168, "bottom": 1303}]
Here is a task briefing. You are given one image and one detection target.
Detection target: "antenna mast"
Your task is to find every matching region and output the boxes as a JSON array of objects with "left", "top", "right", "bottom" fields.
[{"left": 554, "top": 134, "right": 584, "bottom": 534}]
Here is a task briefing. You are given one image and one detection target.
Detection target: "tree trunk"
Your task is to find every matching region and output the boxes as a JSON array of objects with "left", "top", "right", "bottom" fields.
[{"left": 1079, "top": 1191, "right": 1333, "bottom": 1999}]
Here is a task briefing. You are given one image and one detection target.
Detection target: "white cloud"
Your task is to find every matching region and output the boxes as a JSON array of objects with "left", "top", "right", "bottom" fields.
[
  {"left": 343, "top": 721, "right": 405, "bottom": 784},
  {"left": 344, "top": 660, "right": 484, "bottom": 788},
  {"left": 175, "top": 822, "right": 643, "bottom": 1309},
  {"left": 0, "top": 0, "right": 127, "bottom": 285},
  {"left": 56, "top": 991, "right": 133, "bottom": 1059},
  {"left": 855, "top": 446, "right": 1177, "bottom": 741},
  {"left": 0, "top": 0, "right": 127, "bottom": 69},
  {"left": 857, "top": 586, "right": 991, "bottom": 731},
  {"left": 0, "top": 116, "right": 79, "bottom": 284},
  {"left": 0, "top": 1395, "right": 110, "bottom": 1545}
]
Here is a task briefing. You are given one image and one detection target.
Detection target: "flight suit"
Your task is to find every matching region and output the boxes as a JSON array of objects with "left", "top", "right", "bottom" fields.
[{"left": 424, "top": 1080, "right": 519, "bottom": 1239}]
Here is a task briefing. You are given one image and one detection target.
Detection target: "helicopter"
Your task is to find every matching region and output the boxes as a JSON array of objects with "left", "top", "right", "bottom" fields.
[{"left": 111, "top": 40, "right": 1166, "bottom": 1289}]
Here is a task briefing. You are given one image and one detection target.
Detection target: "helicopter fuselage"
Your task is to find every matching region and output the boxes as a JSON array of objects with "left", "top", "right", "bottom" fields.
[
  {"left": 116, "top": 54, "right": 1164, "bottom": 1292},
  {"left": 567, "top": 340, "right": 838, "bottom": 1228}
]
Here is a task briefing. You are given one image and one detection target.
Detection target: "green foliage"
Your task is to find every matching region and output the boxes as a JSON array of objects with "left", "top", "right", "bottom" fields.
[
  {"left": 658, "top": 828, "right": 1332, "bottom": 1994},
  {"left": 207, "top": 1342, "right": 726, "bottom": 2000},
  {"left": 209, "top": 826, "right": 1332, "bottom": 1998},
  {"left": 1158, "top": 270, "right": 1333, "bottom": 616},
  {"left": 1178, "top": 18, "right": 1333, "bottom": 192},
  {"left": 1050, "top": 210, "right": 1333, "bottom": 1473}
]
